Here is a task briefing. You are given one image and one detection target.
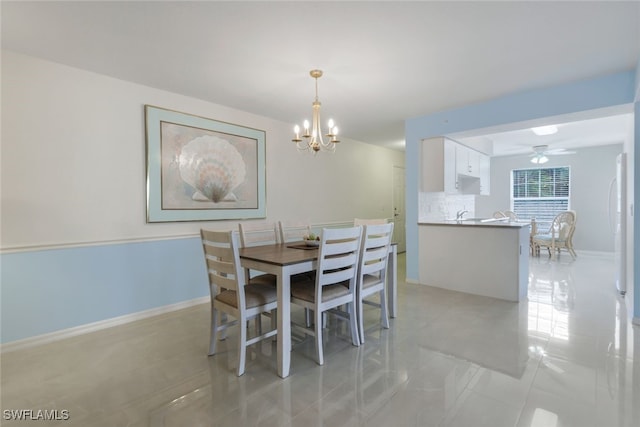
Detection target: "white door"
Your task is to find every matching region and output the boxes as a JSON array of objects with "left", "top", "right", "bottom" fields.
[{"left": 392, "top": 165, "right": 406, "bottom": 253}]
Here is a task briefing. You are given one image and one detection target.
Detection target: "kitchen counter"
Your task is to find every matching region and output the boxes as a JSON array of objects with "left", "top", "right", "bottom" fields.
[
  {"left": 419, "top": 219, "right": 530, "bottom": 228},
  {"left": 418, "top": 221, "right": 529, "bottom": 302}
]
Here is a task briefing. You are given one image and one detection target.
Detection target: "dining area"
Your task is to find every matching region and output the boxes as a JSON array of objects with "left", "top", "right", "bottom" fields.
[
  {"left": 492, "top": 210, "right": 578, "bottom": 260},
  {"left": 200, "top": 220, "right": 398, "bottom": 378}
]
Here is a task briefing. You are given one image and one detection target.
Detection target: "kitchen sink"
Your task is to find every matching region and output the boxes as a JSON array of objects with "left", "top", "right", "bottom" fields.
[{"left": 458, "top": 217, "right": 509, "bottom": 223}]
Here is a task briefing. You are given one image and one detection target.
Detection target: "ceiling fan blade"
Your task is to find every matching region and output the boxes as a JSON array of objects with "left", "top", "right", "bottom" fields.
[
  {"left": 552, "top": 152, "right": 575, "bottom": 155},
  {"left": 547, "top": 149, "right": 576, "bottom": 155}
]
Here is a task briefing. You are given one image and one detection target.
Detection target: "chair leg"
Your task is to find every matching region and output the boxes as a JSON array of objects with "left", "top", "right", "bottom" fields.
[
  {"left": 380, "top": 290, "right": 390, "bottom": 330},
  {"left": 314, "top": 308, "right": 324, "bottom": 365},
  {"left": 237, "top": 317, "right": 247, "bottom": 376},
  {"left": 209, "top": 307, "right": 219, "bottom": 355},
  {"left": 220, "top": 312, "right": 228, "bottom": 340},
  {"left": 348, "top": 302, "right": 360, "bottom": 347},
  {"left": 357, "top": 294, "right": 365, "bottom": 345},
  {"left": 305, "top": 308, "right": 312, "bottom": 328},
  {"left": 270, "top": 309, "right": 277, "bottom": 333}
]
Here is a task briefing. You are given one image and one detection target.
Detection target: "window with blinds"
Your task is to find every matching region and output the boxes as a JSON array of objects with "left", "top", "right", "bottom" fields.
[{"left": 511, "top": 167, "right": 570, "bottom": 226}]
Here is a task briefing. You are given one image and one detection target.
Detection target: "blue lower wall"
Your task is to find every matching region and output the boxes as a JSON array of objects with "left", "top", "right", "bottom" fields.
[{"left": 0, "top": 237, "right": 209, "bottom": 344}]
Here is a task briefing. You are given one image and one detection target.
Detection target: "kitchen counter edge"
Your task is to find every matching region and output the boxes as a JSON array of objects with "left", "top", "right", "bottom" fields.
[{"left": 418, "top": 220, "right": 530, "bottom": 228}]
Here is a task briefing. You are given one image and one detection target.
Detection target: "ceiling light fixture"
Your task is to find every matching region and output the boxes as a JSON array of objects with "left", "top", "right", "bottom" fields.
[
  {"left": 531, "top": 154, "right": 549, "bottom": 164},
  {"left": 531, "top": 125, "right": 558, "bottom": 136},
  {"left": 292, "top": 70, "right": 340, "bottom": 153}
]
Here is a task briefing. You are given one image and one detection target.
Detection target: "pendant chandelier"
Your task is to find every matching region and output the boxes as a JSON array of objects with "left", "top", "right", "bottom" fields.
[{"left": 292, "top": 70, "right": 340, "bottom": 153}]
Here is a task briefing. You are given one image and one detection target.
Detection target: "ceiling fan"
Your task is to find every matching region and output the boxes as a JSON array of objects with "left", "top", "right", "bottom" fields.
[{"left": 529, "top": 145, "right": 575, "bottom": 164}]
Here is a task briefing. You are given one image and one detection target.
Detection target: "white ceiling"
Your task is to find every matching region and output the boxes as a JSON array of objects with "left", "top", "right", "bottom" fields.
[
  {"left": 2, "top": 1, "right": 639, "bottom": 151},
  {"left": 456, "top": 112, "right": 634, "bottom": 157}
]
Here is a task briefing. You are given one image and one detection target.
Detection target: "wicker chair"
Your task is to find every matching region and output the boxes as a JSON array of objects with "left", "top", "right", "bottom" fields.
[{"left": 532, "top": 211, "right": 577, "bottom": 260}]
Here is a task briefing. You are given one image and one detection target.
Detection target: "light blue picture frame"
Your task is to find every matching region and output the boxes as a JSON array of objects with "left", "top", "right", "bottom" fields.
[{"left": 145, "top": 105, "right": 266, "bottom": 222}]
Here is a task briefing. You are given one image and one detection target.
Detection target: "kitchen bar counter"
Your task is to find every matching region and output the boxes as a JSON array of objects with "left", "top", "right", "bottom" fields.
[
  {"left": 419, "top": 219, "right": 530, "bottom": 228},
  {"left": 418, "top": 221, "right": 529, "bottom": 302}
]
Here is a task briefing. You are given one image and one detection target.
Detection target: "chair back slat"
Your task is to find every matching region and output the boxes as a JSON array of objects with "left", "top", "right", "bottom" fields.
[
  {"left": 322, "top": 267, "right": 357, "bottom": 286},
  {"left": 323, "top": 239, "right": 360, "bottom": 256},
  {"left": 364, "top": 235, "right": 388, "bottom": 250},
  {"left": 205, "top": 256, "right": 236, "bottom": 277},
  {"left": 239, "top": 222, "right": 279, "bottom": 247},
  {"left": 207, "top": 272, "right": 238, "bottom": 290},
  {"left": 315, "top": 227, "right": 362, "bottom": 289},
  {"left": 358, "top": 223, "right": 394, "bottom": 279},
  {"left": 278, "top": 220, "right": 312, "bottom": 243},
  {"left": 361, "top": 251, "right": 387, "bottom": 275},
  {"left": 200, "top": 229, "right": 244, "bottom": 293},
  {"left": 323, "top": 252, "right": 359, "bottom": 271}
]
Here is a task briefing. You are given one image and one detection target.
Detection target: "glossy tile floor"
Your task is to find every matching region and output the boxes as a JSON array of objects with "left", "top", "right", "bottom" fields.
[{"left": 2, "top": 252, "right": 638, "bottom": 426}]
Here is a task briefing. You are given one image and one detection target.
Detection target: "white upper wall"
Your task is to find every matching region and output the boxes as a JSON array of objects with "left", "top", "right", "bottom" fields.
[{"left": 1, "top": 50, "right": 404, "bottom": 250}]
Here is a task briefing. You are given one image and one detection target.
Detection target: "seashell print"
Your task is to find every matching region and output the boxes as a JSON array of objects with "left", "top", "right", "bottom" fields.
[{"left": 178, "top": 135, "right": 246, "bottom": 203}]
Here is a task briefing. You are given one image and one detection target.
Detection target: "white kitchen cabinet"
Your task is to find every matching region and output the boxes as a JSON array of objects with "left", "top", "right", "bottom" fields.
[
  {"left": 421, "top": 137, "right": 490, "bottom": 195},
  {"left": 420, "top": 137, "right": 457, "bottom": 193},
  {"left": 456, "top": 144, "right": 480, "bottom": 178},
  {"left": 444, "top": 139, "right": 457, "bottom": 193},
  {"left": 479, "top": 153, "right": 490, "bottom": 195}
]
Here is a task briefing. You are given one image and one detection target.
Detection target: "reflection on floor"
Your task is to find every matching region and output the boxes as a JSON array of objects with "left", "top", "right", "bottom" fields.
[{"left": 1, "top": 252, "right": 638, "bottom": 426}]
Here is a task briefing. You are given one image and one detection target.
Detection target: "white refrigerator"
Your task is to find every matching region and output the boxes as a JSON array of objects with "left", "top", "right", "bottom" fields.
[{"left": 609, "top": 153, "right": 627, "bottom": 295}]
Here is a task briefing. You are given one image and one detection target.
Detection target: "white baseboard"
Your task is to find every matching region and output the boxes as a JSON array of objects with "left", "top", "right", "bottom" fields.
[
  {"left": 574, "top": 250, "right": 614, "bottom": 257},
  {"left": 1, "top": 296, "right": 209, "bottom": 353}
]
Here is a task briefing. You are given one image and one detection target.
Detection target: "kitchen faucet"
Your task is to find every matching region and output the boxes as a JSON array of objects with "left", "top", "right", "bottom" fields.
[{"left": 456, "top": 210, "right": 468, "bottom": 220}]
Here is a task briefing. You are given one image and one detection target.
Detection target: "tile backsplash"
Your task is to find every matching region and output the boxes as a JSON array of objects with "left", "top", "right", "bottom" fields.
[{"left": 419, "top": 192, "right": 475, "bottom": 221}]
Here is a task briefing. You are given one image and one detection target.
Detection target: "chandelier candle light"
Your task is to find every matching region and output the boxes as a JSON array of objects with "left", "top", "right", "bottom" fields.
[{"left": 292, "top": 69, "right": 340, "bottom": 153}]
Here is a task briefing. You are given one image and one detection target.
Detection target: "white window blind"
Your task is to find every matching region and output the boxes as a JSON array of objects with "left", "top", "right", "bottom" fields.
[{"left": 511, "top": 167, "right": 570, "bottom": 226}]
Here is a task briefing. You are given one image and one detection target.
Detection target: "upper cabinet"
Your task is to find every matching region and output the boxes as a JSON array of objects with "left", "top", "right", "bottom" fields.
[
  {"left": 478, "top": 153, "right": 490, "bottom": 195},
  {"left": 456, "top": 144, "right": 480, "bottom": 178},
  {"left": 421, "top": 137, "right": 490, "bottom": 195}
]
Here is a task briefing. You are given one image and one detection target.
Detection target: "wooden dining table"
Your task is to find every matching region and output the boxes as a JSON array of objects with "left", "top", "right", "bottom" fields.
[{"left": 239, "top": 242, "right": 398, "bottom": 378}]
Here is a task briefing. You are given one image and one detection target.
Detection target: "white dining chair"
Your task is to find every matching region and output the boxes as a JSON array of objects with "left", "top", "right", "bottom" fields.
[
  {"left": 238, "top": 222, "right": 279, "bottom": 287},
  {"left": 290, "top": 226, "right": 362, "bottom": 365},
  {"left": 356, "top": 223, "right": 394, "bottom": 344},
  {"left": 239, "top": 221, "right": 280, "bottom": 247},
  {"left": 278, "top": 220, "right": 321, "bottom": 327},
  {"left": 278, "top": 220, "right": 312, "bottom": 243},
  {"left": 200, "top": 229, "right": 278, "bottom": 376}
]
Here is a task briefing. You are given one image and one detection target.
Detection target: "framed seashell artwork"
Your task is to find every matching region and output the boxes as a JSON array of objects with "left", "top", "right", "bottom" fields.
[{"left": 145, "top": 105, "right": 266, "bottom": 222}]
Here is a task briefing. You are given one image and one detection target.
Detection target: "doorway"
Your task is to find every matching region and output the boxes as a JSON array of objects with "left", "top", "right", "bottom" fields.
[{"left": 392, "top": 165, "right": 406, "bottom": 253}]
